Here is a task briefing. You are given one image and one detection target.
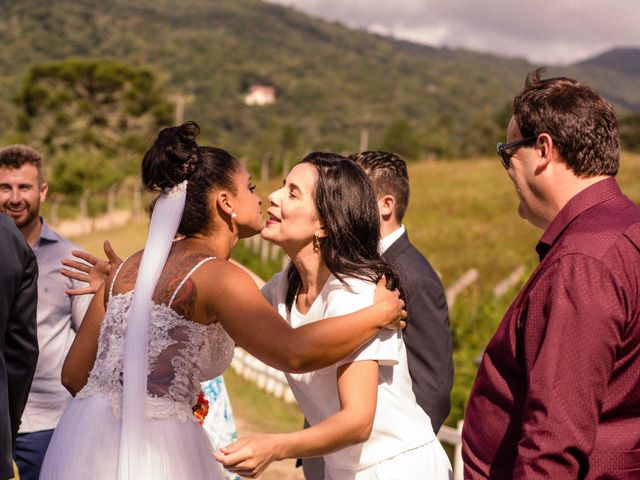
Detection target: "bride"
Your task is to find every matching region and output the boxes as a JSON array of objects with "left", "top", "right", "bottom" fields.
[{"left": 39, "top": 122, "right": 405, "bottom": 479}]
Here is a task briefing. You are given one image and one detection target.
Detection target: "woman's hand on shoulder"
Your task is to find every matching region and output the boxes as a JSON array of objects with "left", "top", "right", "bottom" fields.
[{"left": 374, "top": 275, "right": 407, "bottom": 330}]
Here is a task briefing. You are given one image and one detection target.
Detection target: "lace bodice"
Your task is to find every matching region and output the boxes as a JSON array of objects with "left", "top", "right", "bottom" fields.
[{"left": 77, "top": 285, "right": 235, "bottom": 423}]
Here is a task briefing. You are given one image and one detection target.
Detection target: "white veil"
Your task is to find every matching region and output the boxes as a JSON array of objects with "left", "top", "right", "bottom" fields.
[{"left": 117, "top": 180, "right": 187, "bottom": 479}]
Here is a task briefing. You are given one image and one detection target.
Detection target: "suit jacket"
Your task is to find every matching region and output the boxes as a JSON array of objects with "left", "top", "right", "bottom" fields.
[
  {"left": 383, "top": 231, "right": 453, "bottom": 432},
  {"left": 0, "top": 213, "right": 39, "bottom": 479}
]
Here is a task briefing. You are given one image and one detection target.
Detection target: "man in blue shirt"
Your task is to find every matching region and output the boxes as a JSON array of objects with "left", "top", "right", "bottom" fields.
[{"left": 0, "top": 145, "right": 92, "bottom": 480}]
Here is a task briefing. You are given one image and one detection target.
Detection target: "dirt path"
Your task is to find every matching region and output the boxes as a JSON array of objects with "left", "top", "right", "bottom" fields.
[{"left": 233, "top": 415, "right": 304, "bottom": 480}]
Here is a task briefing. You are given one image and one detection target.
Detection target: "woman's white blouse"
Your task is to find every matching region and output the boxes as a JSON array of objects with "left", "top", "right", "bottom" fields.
[{"left": 261, "top": 272, "right": 435, "bottom": 472}]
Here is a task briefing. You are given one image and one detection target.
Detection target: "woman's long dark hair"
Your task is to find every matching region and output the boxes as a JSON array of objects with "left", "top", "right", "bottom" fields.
[
  {"left": 141, "top": 121, "right": 240, "bottom": 236},
  {"left": 285, "top": 152, "right": 401, "bottom": 309}
]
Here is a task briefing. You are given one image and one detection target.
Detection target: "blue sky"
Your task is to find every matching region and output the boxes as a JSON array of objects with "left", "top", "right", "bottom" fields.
[{"left": 267, "top": 0, "right": 640, "bottom": 65}]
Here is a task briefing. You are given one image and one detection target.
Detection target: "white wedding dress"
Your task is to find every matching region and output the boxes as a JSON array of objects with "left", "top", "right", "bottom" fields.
[{"left": 40, "top": 257, "right": 235, "bottom": 479}]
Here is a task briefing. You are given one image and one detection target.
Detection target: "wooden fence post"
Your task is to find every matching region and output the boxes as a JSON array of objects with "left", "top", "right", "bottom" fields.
[
  {"left": 269, "top": 242, "right": 280, "bottom": 262},
  {"left": 359, "top": 128, "right": 369, "bottom": 152},
  {"left": 79, "top": 190, "right": 90, "bottom": 219},
  {"left": 50, "top": 196, "right": 61, "bottom": 226},
  {"left": 492, "top": 265, "right": 525, "bottom": 298},
  {"left": 261, "top": 153, "right": 271, "bottom": 182},
  {"left": 445, "top": 268, "right": 479, "bottom": 307},
  {"left": 132, "top": 183, "right": 142, "bottom": 220},
  {"left": 260, "top": 237, "right": 270, "bottom": 263},
  {"left": 107, "top": 183, "right": 118, "bottom": 214},
  {"left": 281, "top": 154, "right": 290, "bottom": 179},
  {"left": 454, "top": 420, "right": 464, "bottom": 480}
]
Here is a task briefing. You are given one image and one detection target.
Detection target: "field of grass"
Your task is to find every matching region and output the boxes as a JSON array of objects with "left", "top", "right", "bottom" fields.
[
  {"left": 70, "top": 152, "right": 640, "bottom": 428},
  {"left": 74, "top": 152, "right": 640, "bottom": 284},
  {"left": 224, "top": 370, "right": 303, "bottom": 433},
  {"left": 404, "top": 151, "right": 640, "bottom": 287}
]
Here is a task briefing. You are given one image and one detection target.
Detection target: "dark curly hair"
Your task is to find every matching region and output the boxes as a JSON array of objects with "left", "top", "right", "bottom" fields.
[
  {"left": 0, "top": 144, "right": 45, "bottom": 184},
  {"left": 141, "top": 121, "right": 240, "bottom": 236},
  {"left": 513, "top": 68, "right": 619, "bottom": 177}
]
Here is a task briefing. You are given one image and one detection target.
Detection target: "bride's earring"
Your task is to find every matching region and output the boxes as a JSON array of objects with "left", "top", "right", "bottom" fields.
[{"left": 231, "top": 211, "right": 237, "bottom": 220}]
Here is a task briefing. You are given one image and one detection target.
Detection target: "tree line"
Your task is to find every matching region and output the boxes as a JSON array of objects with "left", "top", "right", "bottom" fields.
[{"left": 7, "top": 58, "right": 640, "bottom": 203}]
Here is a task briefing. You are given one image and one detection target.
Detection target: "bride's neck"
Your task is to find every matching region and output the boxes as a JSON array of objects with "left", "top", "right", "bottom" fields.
[{"left": 181, "top": 232, "right": 236, "bottom": 260}]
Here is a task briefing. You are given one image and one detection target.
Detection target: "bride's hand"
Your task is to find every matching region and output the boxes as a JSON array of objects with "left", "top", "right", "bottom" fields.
[
  {"left": 61, "top": 240, "right": 123, "bottom": 295},
  {"left": 374, "top": 275, "right": 407, "bottom": 330},
  {"left": 214, "top": 434, "right": 280, "bottom": 478}
]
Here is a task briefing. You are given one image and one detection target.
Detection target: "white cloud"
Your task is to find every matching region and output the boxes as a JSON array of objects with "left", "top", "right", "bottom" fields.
[{"left": 266, "top": 0, "right": 640, "bottom": 64}]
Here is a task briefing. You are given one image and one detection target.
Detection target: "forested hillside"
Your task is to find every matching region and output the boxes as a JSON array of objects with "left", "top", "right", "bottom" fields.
[{"left": 2, "top": 0, "right": 639, "bottom": 168}]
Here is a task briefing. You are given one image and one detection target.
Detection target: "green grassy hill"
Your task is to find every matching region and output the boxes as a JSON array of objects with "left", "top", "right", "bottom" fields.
[{"left": 2, "top": 0, "right": 640, "bottom": 164}]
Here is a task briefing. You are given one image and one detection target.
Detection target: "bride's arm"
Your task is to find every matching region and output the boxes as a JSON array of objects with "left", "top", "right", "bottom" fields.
[
  {"left": 61, "top": 281, "right": 108, "bottom": 396},
  {"left": 202, "top": 262, "right": 404, "bottom": 373}
]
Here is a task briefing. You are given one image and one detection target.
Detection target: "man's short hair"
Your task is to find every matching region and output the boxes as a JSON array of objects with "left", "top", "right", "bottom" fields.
[
  {"left": 349, "top": 151, "right": 409, "bottom": 222},
  {"left": 513, "top": 68, "right": 619, "bottom": 177},
  {"left": 0, "top": 145, "right": 45, "bottom": 183}
]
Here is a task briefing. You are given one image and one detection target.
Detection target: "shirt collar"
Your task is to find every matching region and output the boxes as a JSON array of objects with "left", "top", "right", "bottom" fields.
[
  {"left": 39, "top": 217, "right": 58, "bottom": 242},
  {"left": 536, "top": 177, "right": 621, "bottom": 260},
  {"left": 33, "top": 217, "right": 59, "bottom": 254},
  {"left": 380, "top": 224, "right": 406, "bottom": 253}
]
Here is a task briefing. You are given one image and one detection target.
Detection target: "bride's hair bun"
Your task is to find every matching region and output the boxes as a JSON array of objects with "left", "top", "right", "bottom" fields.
[{"left": 142, "top": 121, "right": 201, "bottom": 191}]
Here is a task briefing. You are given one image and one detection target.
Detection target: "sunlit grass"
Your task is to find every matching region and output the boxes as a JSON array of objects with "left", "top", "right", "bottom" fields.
[
  {"left": 404, "top": 152, "right": 640, "bottom": 288},
  {"left": 224, "top": 370, "right": 303, "bottom": 433},
  {"left": 72, "top": 218, "right": 149, "bottom": 258}
]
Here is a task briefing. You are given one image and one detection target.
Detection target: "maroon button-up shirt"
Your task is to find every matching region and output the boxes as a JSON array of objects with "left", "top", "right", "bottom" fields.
[{"left": 462, "top": 178, "right": 640, "bottom": 479}]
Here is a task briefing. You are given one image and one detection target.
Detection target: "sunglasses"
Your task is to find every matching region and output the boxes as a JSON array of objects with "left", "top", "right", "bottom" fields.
[{"left": 496, "top": 136, "right": 538, "bottom": 169}]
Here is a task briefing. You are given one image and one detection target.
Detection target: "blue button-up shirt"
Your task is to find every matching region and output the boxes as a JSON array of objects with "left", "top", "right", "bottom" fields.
[{"left": 19, "top": 218, "right": 92, "bottom": 433}]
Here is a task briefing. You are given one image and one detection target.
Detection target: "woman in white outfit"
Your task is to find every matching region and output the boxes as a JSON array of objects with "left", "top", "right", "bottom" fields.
[
  {"left": 39, "top": 124, "right": 406, "bottom": 479},
  {"left": 215, "top": 153, "right": 452, "bottom": 479}
]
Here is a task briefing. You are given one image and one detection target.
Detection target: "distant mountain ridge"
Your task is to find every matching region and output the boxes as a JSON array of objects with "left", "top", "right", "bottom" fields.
[
  {"left": 1, "top": 0, "right": 639, "bottom": 160},
  {"left": 576, "top": 47, "right": 640, "bottom": 77}
]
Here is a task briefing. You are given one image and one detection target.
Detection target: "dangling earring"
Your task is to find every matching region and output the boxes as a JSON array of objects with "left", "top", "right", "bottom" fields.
[
  {"left": 231, "top": 212, "right": 237, "bottom": 220},
  {"left": 313, "top": 232, "right": 321, "bottom": 252}
]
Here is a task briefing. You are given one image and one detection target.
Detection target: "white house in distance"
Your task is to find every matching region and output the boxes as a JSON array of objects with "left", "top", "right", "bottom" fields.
[{"left": 244, "top": 85, "right": 276, "bottom": 106}]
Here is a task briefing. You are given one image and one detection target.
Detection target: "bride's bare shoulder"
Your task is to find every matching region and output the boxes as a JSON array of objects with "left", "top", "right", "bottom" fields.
[
  {"left": 193, "top": 258, "right": 262, "bottom": 296},
  {"left": 109, "top": 250, "right": 143, "bottom": 292},
  {"left": 196, "top": 257, "right": 254, "bottom": 280}
]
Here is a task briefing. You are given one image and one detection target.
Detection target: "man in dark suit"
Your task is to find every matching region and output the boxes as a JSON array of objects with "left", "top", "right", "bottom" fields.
[
  {"left": 299, "top": 151, "right": 453, "bottom": 479},
  {"left": 0, "top": 213, "right": 39, "bottom": 480},
  {"left": 463, "top": 70, "right": 640, "bottom": 479},
  {"left": 351, "top": 151, "right": 453, "bottom": 429}
]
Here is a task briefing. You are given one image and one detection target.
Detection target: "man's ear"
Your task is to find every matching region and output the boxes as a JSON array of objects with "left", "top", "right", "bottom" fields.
[
  {"left": 39, "top": 181, "right": 48, "bottom": 203},
  {"left": 535, "top": 133, "right": 554, "bottom": 173},
  {"left": 378, "top": 194, "right": 395, "bottom": 219}
]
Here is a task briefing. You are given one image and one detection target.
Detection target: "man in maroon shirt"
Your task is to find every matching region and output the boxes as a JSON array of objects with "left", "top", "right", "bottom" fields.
[{"left": 462, "top": 69, "right": 640, "bottom": 479}]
